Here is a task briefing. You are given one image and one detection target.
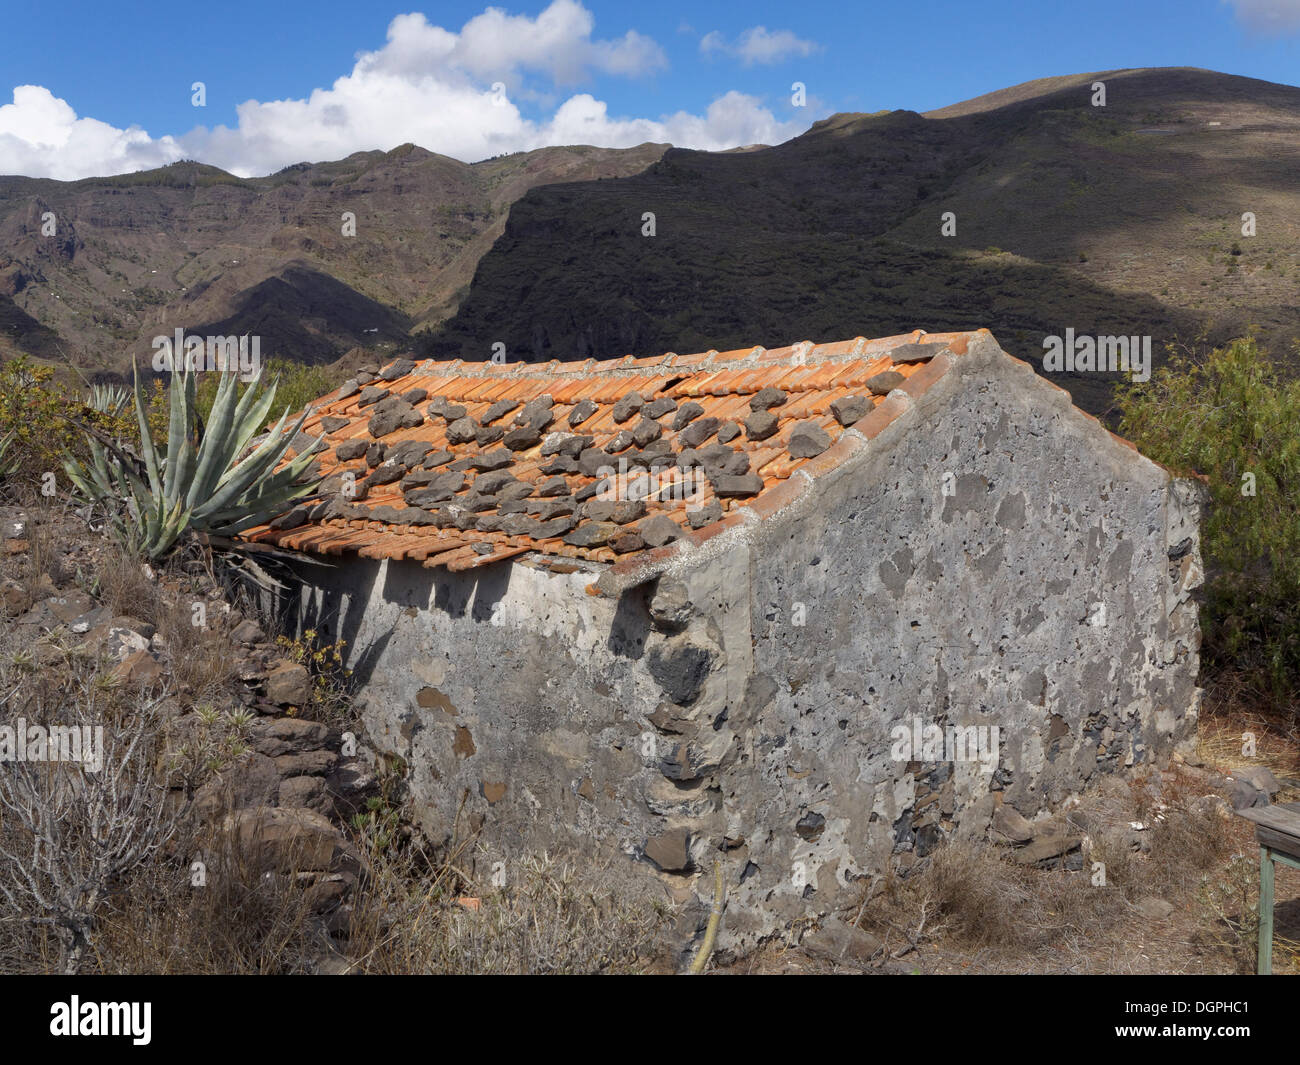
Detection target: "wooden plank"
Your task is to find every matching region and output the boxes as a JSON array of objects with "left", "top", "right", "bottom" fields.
[
  {"left": 1259, "top": 846, "right": 1274, "bottom": 976},
  {"left": 1236, "top": 804, "right": 1300, "bottom": 836},
  {"left": 1258, "top": 825, "right": 1300, "bottom": 864}
]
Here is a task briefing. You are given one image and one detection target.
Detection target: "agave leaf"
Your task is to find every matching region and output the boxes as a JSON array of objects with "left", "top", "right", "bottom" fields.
[
  {"left": 204, "top": 477, "right": 322, "bottom": 529},
  {"left": 187, "top": 371, "right": 241, "bottom": 506},
  {"left": 226, "top": 372, "right": 281, "bottom": 460},
  {"left": 163, "top": 368, "right": 197, "bottom": 506},
  {"left": 132, "top": 362, "right": 164, "bottom": 498},
  {"left": 164, "top": 368, "right": 189, "bottom": 476},
  {"left": 170, "top": 369, "right": 199, "bottom": 502},
  {"left": 195, "top": 407, "right": 320, "bottom": 519}
]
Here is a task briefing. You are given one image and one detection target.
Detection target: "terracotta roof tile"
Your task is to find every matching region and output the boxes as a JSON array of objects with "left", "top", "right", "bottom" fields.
[{"left": 247, "top": 330, "right": 986, "bottom": 573}]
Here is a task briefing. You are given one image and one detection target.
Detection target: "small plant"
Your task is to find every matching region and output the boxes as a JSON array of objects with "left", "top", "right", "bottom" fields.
[
  {"left": 165, "top": 702, "right": 251, "bottom": 788},
  {"left": 351, "top": 796, "right": 402, "bottom": 857},
  {"left": 1196, "top": 854, "right": 1258, "bottom": 966},
  {"left": 226, "top": 708, "right": 255, "bottom": 732},
  {"left": 87, "top": 383, "right": 130, "bottom": 416},
  {"left": 275, "top": 629, "right": 352, "bottom": 724}
]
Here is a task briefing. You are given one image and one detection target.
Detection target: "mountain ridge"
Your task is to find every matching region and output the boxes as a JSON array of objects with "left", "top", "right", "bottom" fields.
[{"left": 3, "top": 67, "right": 1298, "bottom": 416}]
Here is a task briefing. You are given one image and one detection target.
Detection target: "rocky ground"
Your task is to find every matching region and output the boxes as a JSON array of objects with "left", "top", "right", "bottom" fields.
[
  {"left": 0, "top": 493, "right": 675, "bottom": 974},
  {"left": 2, "top": 492, "right": 1296, "bottom": 975},
  {"left": 0, "top": 497, "right": 382, "bottom": 957},
  {"left": 733, "top": 736, "right": 1300, "bottom": 975}
]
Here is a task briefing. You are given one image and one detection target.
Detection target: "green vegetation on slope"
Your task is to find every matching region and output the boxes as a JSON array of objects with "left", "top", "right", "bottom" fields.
[{"left": 1116, "top": 335, "right": 1300, "bottom": 707}]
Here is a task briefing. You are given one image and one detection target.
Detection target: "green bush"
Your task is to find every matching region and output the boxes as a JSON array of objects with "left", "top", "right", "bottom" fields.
[
  {"left": 1115, "top": 335, "right": 1300, "bottom": 706},
  {"left": 195, "top": 358, "right": 343, "bottom": 428},
  {"left": 0, "top": 357, "right": 159, "bottom": 489}
]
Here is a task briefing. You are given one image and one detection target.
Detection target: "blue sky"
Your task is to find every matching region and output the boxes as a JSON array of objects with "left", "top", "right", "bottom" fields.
[{"left": 1, "top": 0, "right": 1298, "bottom": 178}]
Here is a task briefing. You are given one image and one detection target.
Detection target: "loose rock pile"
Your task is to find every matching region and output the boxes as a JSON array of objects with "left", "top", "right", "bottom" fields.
[{"left": 0, "top": 504, "right": 377, "bottom": 930}]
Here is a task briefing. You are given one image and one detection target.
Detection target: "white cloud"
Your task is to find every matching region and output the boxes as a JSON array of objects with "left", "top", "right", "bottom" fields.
[
  {"left": 0, "top": 85, "right": 184, "bottom": 180},
  {"left": 360, "top": 4, "right": 666, "bottom": 85},
  {"left": 0, "top": 2, "right": 809, "bottom": 180},
  {"left": 544, "top": 91, "right": 804, "bottom": 151},
  {"left": 700, "top": 26, "right": 821, "bottom": 65},
  {"left": 1224, "top": 0, "right": 1300, "bottom": 33}
]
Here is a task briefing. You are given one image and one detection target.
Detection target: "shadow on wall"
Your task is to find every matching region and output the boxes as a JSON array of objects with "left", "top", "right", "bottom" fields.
[
  {"left": 608, "top": 584, "right": 652, "bottom": 663},
  {"left": 275, "top": 556, "right": 512, "bottom": 689}
]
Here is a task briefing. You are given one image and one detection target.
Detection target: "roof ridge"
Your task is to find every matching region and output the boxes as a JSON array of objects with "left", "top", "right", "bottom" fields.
[{"left": 385, "top": 329, "right": 981, "bottom": 383}]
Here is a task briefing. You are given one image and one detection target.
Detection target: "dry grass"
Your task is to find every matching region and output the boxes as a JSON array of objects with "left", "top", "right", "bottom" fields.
[
  {"left": 89, "top": 819, "right": 332, "bottom": 975},
  {"left": 33, "top": 809, "right": 675, "bottom": 974},
  {"left": 1192, "top": 680, "right": 1300, "bottom": 972},
  {"left": 3, "top": 490, "right": 72, "bottom": 608},
  {"left": 838, "top": 766, "right": 1278, "bottom": 975},
  {"left": 855, "top": 841, "right": 1112, "bottom": 962},
  {"left": 341, "top": 828, "right": 674, "bottom": 975},
  {"left": 1196, "top": 678, "right": 1300, "bottom": 793}
]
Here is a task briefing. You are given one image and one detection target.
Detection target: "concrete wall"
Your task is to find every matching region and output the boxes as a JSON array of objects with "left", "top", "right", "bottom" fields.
[{"left": 289, "top": 335, "right": 1203, "bottom": 961}]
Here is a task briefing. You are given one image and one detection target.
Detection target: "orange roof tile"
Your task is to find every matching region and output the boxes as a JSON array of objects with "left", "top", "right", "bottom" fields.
[{"left": 246, "top": 330, "right": 997, "bottom": 577}]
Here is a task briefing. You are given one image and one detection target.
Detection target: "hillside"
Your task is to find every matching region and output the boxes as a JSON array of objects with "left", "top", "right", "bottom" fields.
[
  {"left": 0, "top": 142, "right": 667, "bottom": 371},
  {"left": 424, "top": 67, "right": 1300, "bottom": 413},
  {"left": 4, "top": 67, "right": 1299, "bottom": 415}
]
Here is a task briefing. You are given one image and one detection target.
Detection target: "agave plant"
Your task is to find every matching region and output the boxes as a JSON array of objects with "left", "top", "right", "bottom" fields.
[
  {"left": 0, "top": 431, "right": 15, "bottom": 483},
  {"left": 86, "top": 382, "right": 131, "bottom": 416},
  {"left": 64, "top": 362, "right": 323, "bottom": 559}
]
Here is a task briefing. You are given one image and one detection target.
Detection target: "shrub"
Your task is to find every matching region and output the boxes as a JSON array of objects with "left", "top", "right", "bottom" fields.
[
  {"left": 1115, "top": 335, "right": 1300, "bottom": 707},
  {"left": 0, "top": 358, "right": 146, "bottom": 486},
  {"left": 194, "top": 358, "right": 344, "bottom": 428}
]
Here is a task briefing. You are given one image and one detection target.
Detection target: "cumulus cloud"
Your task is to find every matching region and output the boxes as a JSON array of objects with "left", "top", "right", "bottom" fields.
[
  {"left": 0, "top": 2, "right": 809, "bottom": 180},
  {"left": 699, "top": 26, "right": 821, "bottom": 65},
  {"left": 544, "top": 91, "right": 804, "bottom": 151},
  {"left": 1224, "top": 0, "right": 1300, "bottom": 33},
  {"left": 0, "top": 85, "right": 184, "bottom": 180},
  {"left": 360, "top": 3, "right": 666, "bottom": 86}
]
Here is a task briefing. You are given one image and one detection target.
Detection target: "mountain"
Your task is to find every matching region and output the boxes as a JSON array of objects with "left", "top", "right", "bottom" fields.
[
  {"left": 4, "top": 67, "right": 1298, "bottom": 416},
  {"left": 0, "top": 142, "right": 667, "bottom": 371},
  {"left": 423, "top": 67, "right": 1300, "bottom": 414}
]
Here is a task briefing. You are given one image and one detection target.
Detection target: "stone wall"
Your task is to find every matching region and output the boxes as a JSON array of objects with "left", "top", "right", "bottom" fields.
[
  {"left": 290, "top": 549, "right": 747, "bottom": 916},
  {"left": 663, "top": 334, "right": 1204, "bottom": 953},
  {"left": 289, "top": 334, "right": 1203, "bottom": 962}
]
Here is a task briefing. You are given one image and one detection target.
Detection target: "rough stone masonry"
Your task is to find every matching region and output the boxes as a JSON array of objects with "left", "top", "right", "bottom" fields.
[{"left": 267, "top": 328, "right": 1204, "bottom": 961}]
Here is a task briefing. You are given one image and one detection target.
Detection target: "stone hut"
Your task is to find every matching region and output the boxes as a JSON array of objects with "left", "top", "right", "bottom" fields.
[{"left": 244, "top": 328, "right": 1204, "bottom": 955}]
